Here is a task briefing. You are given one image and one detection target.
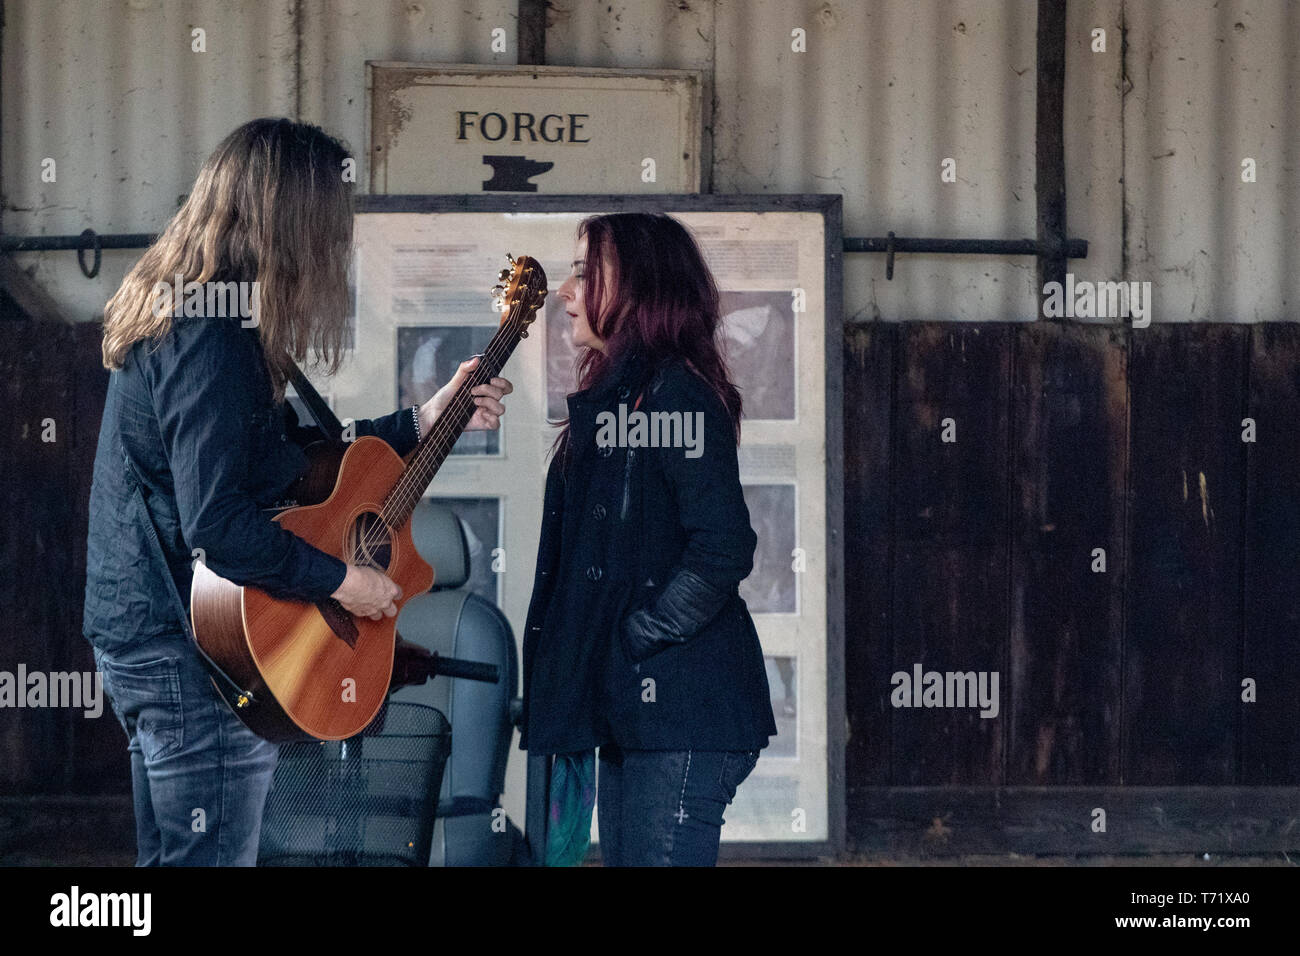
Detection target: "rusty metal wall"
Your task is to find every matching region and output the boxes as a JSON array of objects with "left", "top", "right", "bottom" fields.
[
  {"left": 3, "top": 0, "right": 294, "bottom": 320},
  {"left": 0, "top": 0, "right": 516, "bottom": 321},
  {"left": 4, "top": 0, "right": 1297, "bottom": 324}
]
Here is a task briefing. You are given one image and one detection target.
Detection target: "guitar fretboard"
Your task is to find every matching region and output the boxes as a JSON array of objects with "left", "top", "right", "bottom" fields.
[{"left": 378, "top": 259, "right": 543, "bottom": 529}]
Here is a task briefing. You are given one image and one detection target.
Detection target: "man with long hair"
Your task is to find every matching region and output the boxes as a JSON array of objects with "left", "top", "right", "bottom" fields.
[{"left": 83, "top": 118, "right": 513, "bottom": 865}]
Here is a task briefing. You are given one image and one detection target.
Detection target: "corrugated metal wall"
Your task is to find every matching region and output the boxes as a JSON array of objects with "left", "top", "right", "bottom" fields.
[{"left": 5, "top": 0, "right": 1299, "bottom": 326}]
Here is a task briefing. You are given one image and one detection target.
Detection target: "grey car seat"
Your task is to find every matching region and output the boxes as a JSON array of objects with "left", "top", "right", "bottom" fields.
[{"left": 391, "top": 502, "right": 526, "bottom": 866}]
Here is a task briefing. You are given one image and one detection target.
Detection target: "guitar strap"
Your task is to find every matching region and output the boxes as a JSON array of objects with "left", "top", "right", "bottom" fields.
[{"left": 288, "top": 361, "right": 344, "bottom": 441}]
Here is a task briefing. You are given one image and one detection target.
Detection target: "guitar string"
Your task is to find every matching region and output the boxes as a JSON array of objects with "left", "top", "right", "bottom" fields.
[
  {"left": 352, "top": 321, "right": 517, "bottom": 563},
  {"left": 386, "top": 322, "right": 515, "bottom": 520},
  {"left": 358, "top": 265, "right": 543, "bottom": 557},
  {"left": 381, "top": 268, "right": 544, "bottom": 526},
  {"left": 349, "top": 279, "right": 540, "bottom": 564},
  {"left": 351, "top": 345, "right": 508, "bottom": 566},
  {"left": 380, "top": 308, "right": 520, "bottom": 531}
]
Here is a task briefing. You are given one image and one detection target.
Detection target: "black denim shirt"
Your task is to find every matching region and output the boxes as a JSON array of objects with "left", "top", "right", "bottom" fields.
[{"left": 82, "top": 315, "right": 420, "bottom": 652}]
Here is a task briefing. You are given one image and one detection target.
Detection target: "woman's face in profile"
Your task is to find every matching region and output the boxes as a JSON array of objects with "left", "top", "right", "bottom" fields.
[{"left": 558, "top": 234, "right": 606, "bottom": 353}]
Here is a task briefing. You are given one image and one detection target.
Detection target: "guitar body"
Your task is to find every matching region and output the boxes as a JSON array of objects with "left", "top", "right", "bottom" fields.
[{"left": 190, "top": 436, "right": 434, "bottom": 742}]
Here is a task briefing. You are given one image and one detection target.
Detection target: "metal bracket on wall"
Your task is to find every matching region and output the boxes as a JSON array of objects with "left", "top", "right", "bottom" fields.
[{"left": 844, "top": 233, "right": 1088, "bottom": 279}]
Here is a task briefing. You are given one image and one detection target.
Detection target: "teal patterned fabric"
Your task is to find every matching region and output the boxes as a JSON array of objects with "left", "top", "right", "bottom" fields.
[{"left": 545, "top": 751, "right": 597, "bottom": 866}]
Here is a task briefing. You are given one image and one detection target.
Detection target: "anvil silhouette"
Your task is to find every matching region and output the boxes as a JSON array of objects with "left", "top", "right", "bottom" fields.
[{"left": 482, "top": 155, "right": 555, "bottom": 192}]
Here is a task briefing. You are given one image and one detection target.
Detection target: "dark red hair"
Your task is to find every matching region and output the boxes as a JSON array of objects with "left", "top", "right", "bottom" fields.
[{"left": 551, "top": 213, "right": 743, "bottom": 462}]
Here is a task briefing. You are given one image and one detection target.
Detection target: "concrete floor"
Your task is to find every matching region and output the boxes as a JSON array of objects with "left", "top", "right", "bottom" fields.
[{"left": 3, "top": 797, "right": 1294, "bottom": 866}]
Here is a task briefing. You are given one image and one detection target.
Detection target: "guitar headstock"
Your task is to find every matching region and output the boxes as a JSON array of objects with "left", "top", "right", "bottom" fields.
[{"left": 491, "top": 254, "right": 547, "bottom": 338}]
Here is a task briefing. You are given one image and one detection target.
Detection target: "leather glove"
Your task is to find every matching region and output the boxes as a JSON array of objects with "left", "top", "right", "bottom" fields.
[{"left": 620, "top": 567, "right": 733, "bottom": 663}]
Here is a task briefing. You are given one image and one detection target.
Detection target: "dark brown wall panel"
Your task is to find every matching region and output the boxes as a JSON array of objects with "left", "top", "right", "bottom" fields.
[
  {"left": 0, "top": 320, "right": 125, "bottom": 796},
  {"left": 2, "top": 321, "right": 77, "bottom": 793},
  {"left": 843, "top": 324, "right": 895, "bottom": 792},
  {"left": 1007, "top": 324, "right": 1127, "bottom": 784},
  {"left": 890, "top": 324, "right": 1011, "bottom": 785},
  {"left": 1242, "top": 323, "right": 1300, "bottom": 783},
  {"left": 1125, "top": 325, "right": 1246, "bottom": 785}
]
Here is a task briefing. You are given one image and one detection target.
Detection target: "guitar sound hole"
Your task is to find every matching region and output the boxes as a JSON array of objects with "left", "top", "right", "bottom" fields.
[{"left": 349, "top": 511, "right": 393, "bottom": 570}]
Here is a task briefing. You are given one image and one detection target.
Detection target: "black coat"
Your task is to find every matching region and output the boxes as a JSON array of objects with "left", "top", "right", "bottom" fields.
[{"left": 519, "top": 348, "right": 778, "bottom": 754}]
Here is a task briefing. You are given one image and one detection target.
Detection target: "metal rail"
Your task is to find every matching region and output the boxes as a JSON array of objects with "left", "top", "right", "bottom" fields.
[{"left": 2, "top": 229, "right": 1088, "bottom": 280}]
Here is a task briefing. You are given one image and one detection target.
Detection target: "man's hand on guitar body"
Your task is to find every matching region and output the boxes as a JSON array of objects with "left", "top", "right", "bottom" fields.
[{"left": 331, "top": 564, "right": 403, "bottom": 620}]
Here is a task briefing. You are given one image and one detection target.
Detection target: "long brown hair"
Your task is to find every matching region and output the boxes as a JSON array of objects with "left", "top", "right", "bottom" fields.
[
  {"left": 102, "top": 118, "right": 354, "bottom": 399},
  {"left": 552, "top": 213, "right": 743, "bottom": 462}
]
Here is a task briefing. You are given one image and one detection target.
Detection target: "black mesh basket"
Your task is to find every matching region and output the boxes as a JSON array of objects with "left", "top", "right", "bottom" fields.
[{"left": 258, "top": 701, "right": 452, "bottom": 866}]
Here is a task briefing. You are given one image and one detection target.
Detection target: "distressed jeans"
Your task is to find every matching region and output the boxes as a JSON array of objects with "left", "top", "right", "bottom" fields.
[
  {"left": 92, "top": 635, "right": 279, "bottom": 866},
  {"left": 597, "top": 745, "right": 759, "bottom": 866}
]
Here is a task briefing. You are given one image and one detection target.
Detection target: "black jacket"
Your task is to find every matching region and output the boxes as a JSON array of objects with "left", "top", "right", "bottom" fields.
[
  {"left": 519, "top": 348, "right": 778, "bottom": 753},
  {"left": 82, "top": 315, "right": 421, "bottom": 652}
]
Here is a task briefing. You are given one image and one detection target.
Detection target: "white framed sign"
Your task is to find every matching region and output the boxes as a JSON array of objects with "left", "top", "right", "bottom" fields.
[{"left": 367, "top": 62, "right": 704, "bottom": 195}]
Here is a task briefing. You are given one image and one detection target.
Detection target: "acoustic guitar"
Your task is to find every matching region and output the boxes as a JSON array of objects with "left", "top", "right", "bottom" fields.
[{"left": 190, "top": 254, "right": 546, "bottom": 742}]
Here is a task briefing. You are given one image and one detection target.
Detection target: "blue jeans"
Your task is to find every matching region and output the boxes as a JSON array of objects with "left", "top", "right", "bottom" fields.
[
  {"left": 92, "top": 635, "right": 279, "bottom": 866},
  {"left": 596, "top": 745, "right": 758, "bottom": 866}
]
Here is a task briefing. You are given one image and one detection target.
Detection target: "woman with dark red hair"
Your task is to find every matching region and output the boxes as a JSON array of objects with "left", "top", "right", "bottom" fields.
[{"left": 520, "top": 212, "right": 777, "bottom": 866}]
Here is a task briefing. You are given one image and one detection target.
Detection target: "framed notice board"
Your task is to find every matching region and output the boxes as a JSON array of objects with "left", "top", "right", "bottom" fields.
[{"left": 315, "top": 194, "right": 843, "bottom": 858}]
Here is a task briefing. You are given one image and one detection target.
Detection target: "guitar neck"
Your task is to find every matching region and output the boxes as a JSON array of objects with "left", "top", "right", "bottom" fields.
[{"left": 380, "top": 326, "right": 521, "bottom": 529}]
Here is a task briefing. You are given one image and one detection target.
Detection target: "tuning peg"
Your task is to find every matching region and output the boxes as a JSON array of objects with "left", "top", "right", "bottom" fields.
[
  {"left": 498, "top": 268, "right": 512, "bottom": 282},
  {"left": 506, "top": 252, "right": 516, "bottom": 265},
  {"left": 491, "top": 285, "right": 505, "bottom": 295}
]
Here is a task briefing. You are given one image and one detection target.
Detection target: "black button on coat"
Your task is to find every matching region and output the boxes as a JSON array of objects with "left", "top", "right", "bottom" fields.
[{"left": 519, "top": 348, "right": 778, "bottom": 754}]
